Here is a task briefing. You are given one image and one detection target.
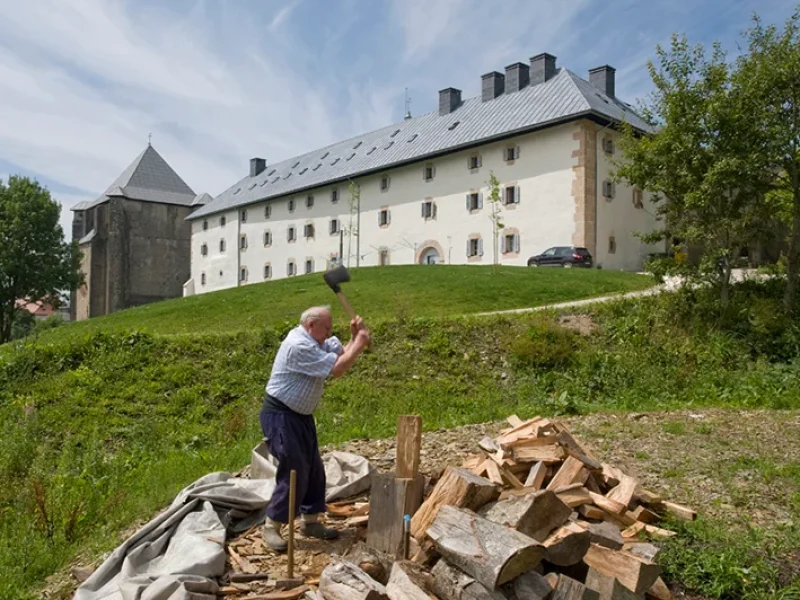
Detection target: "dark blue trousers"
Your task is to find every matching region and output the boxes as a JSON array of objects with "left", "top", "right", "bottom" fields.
[{"left": 260, "top": 405, "right": 327, "bottom": 523}]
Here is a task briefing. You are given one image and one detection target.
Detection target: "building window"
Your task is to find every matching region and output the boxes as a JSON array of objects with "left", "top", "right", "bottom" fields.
[
  {"left": 421, "top": 200, "right": 436, "bottom": 220},
  {"left": 264, "top": 264, "right": 272, "bottom": 280},
  {"left": 603, "top": 137, "right": 615, "bottom": 155},
  {"left": 379, "top": 248, "right": 390, "bottom": 266},
  {"left": 201, "top": 272, "right": 206, "bottom": 286},
  {"left": 288, "top": 226, "right": 296, "bottom": 242},
  {"left": 287, "top": 261, "right": 296, "bottom": 276},
  {"left": 603, "top": 180, "right": 616, "bottom": 199},
  {"left": 466, "top": 192, "right": 482, "bottom": 211},
  {"left": 265, "top": 205, "right": 272, "bottom": 219},
  {"left": 380, "top": 175, "right": 391, "bottom": 191},
  {"left": 288, "top": 199, "right": 295, "bottom": 212},
  {"left": 423, "top": 164, "right": 435, "bottom": 181},
  {"left": 241, "top": 209, "right": 248, "bottom": 222},
  {"left": 304, "top": 223, "right": 315, "bottom": 239},
  {"left": 505, "top": 146, "right": 520, "bottom": 162},
  {"left": 633, "top": 188, "right": 644, "bottom": 209},
  {"left": 219, "top": 239, "right": 226, "bottom": 252},
  {"left": 503, "top": 233, "right": 520, "bottom": 254},
  {"left": 219, "top": 270, "right": 223, "bottom": 278},
  {"left": 379, "top": 208, "right": 390, "bottom": 227},
  {"left": 331, "top": 188, "right": 339, "bottom": 203},
  {"left": 609, "top": 236, "right": 617, "bottom": 254},
  {"left": 306, "top": 195, "right": 314, "bottom": 208},
  {"left": 503, "top": 185, "right": 520, "bottom": 205},
  {"left": 201, "top": 243, "right": 208, "bottom": 256},
  {"left": 240, "top": 266, "right": 248, "bottom": 282},
  {"left": 329, "top": 219, "right": 340, "bottom": 235},
  {"left": 240, "top": 234, "right": 248, "bottom": 250},
  {"left": 263, "top": 230, "right": 272, "bottom": 246},
  {"left": 305, "top": 259, "right": 314, "bottom": 274},
  {"left": 467, "top": 237, "right": 483, "bottom": 257},
  {"left": 220, "top": 216, "right": 227, "bottom": 227},
  {"left": 468, "top": 155, "right": 482, "bottom": 170},
  {"left": 202, "top": 220, "right": 208, "bottom": 231}
]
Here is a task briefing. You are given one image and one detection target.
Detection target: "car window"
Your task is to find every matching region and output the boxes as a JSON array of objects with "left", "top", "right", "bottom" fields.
[
  {"left": 575, "top": 248, "right": 590, "bottom": 255},
  {"left": 542, "top": 248, "right": 556, "bottom": 256},
  {"left": 555, "top": 248, "right": 569, "bottom": 257}
]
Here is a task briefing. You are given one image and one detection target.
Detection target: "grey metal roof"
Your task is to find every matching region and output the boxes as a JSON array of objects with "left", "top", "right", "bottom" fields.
[
  {"left": 189, "top": 68, "right": 653, "bottom": 221},
  {"left": 72, "top": 145, "right": 196, "bottom": 211}
]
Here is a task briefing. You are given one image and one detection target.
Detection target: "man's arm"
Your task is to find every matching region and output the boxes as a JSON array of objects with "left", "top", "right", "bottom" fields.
[{"left": 331, "top": 328, "right": 370, "bottom": 378}]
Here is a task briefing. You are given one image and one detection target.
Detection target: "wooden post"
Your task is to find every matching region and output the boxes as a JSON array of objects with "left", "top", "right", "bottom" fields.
[
  {"left": 367, "top": 415, "right": 425, "bottom": 557},
  {"left": 288, "top": 469, "right": 297, "bottom": 579},
  {"left": 396, "top": 416, "right": 422, "bottom": 479}
]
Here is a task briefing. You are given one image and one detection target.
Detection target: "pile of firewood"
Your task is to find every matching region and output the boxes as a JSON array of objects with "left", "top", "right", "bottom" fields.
[{"left": 311, "top": 415, "right": 696, "bottom": 600}]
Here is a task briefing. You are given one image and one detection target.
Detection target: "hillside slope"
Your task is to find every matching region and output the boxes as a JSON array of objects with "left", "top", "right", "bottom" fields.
[{"left": 16, "top": 265, "right": 653, "bottom": 344}]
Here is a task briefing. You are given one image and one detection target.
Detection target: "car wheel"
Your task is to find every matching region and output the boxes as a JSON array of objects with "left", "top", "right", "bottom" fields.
[{"left": 562, "top": 262, "right": 572, "bottom": 268}]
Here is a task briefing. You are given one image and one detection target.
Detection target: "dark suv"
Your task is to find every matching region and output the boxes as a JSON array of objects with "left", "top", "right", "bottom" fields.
[{"left": 527, "top": 246, "right": 593, "bottom": 268}]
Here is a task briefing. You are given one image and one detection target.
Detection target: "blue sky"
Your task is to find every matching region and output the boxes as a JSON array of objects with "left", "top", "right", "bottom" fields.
[{"left": 0, "top": 0, "right": 796, "bottom": 239}]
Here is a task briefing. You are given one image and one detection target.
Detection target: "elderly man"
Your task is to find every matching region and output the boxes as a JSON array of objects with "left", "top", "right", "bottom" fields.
[{"left": 260, "top": 306, "right": 370, "bottom": 551}]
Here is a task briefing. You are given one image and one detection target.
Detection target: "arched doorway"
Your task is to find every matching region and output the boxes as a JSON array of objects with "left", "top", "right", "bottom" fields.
[{"left": 419, "top": 246, "right": 440, "bottom": 264}]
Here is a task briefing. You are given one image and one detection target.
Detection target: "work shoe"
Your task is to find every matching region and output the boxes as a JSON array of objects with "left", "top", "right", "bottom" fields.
[
  {"left": 263, "top": 525, "right": 288, "bottom": 552},
  {"left": 300, "top": 521, "right": 339, "bottom": 540}
]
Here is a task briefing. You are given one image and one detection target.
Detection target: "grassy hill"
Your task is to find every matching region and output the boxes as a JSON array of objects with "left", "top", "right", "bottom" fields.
[
  {"left": 22, "top": 265, "right": 653, "bottom": 343},
  {"left": 1, "top": 266, "right": 799, "bottom": 599}
]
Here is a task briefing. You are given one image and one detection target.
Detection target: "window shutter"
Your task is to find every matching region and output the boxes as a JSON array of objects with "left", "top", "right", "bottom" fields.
[
  {"left": 478, "top": 155, "right": 483, "bottom": 168},
  {"left": 514, "top": 234, "right": 520, "bottom": 253},
  {"left": 421, "top": 202, "right": 425, "bottom": 218},
  {"left": 432, "top": 166, "right": 436, "bottom": 178},
  {"left": 478, "top": 193, "right": 483, "bottom": 209},
  {"left": 432, "top": 202, "right": 437, "bottom": 218},
  {"left": 465, "top": 194, "right": 470, "bottom": 210},
  {"left": 515, "top": 185, "right": 521, "bottom": 204},
  {"left": 478, "top": 238, "right": 484, "bottom": 256},
  {"left": 515, "top": 146, "right": 521, "bottom": 159},
  {"left": 387, "top": 210, "right": 391, "bottom": 225},
  {"left": 466, "top": 239, "right": 471, "bottom": 257}
]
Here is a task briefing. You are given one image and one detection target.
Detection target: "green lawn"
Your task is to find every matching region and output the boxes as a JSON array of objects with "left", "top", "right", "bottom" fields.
[{"left": 21, "top": 265, "right": 652, "bottom": 344}]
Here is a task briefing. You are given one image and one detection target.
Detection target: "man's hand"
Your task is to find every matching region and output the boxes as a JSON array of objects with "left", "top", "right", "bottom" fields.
[
  {"left": 350, "top": 316, "right": 365, "bottom": 339},
  {"left": 356, "top": 327, "right": 371, "bottom": 348}
]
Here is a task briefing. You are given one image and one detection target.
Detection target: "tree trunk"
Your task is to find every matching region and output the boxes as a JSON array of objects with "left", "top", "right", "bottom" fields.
[
  {"left": 427, "top": 505, "right": 545, "bottom": 589},
  {"left": 785, "top": 197, "right": 800, "bottom": 312}
]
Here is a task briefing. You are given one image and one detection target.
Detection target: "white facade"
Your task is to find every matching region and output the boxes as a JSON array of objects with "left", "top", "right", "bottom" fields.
[{"left": 189, "top": 120, "right": 661, "bottom": 294}]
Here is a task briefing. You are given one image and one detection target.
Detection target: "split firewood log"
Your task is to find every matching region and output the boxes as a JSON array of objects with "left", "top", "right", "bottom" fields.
[{"left": 319, "top": 561, "right": 389, "bottom": 600}]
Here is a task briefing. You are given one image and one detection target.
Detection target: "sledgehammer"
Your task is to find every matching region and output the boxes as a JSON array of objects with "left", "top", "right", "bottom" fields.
[{"left": 322, "top": 264, "right": 357, "bottom": 320}]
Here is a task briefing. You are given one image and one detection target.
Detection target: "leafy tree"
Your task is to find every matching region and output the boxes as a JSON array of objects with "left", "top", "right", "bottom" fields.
[
  {"left": 485, "top": 171, "right": 504, "bottom": 274},
  {"left": 737, "top": 8, "right": 800, "bottom": 311},
  {"left": 614, "top": 35, "right": 774, "bottom": 305},
  {"left": 0, "top": 175, "right": 82, "bottom": 343}
]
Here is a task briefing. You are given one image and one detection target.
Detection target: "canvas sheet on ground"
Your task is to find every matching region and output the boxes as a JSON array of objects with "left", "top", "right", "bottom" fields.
[{"left": 74, "top": 448, "right": 373, "bottom": 600}]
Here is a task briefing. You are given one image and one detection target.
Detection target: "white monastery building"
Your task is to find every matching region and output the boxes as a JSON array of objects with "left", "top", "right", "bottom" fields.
[{"left": 185, "top": 53, "right": 662, "bottom": 294}]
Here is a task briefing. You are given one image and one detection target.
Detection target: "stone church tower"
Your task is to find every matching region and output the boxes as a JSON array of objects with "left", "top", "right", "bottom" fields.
[{"left": 70, "top": 144, "right": 209, "bottom": 321}]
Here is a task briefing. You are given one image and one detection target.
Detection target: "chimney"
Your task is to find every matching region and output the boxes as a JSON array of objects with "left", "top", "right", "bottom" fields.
[
  {"left": 504, "top": 62, "right": 530, "bottom": 94},
  {"left": 481, "top": 71, "right": 505, "bottom": 102},
  {"left": 589, "top": 65, "right": 616, "bottom": 98},
  {"left": 439, "top": 87, "right": 462, "bottom": 115},
  {"left": 530, "top": 53, "right": 557, "bottom": 85},
  {"left": 250, "top": 157, "right": 266, "bottom": 177}
]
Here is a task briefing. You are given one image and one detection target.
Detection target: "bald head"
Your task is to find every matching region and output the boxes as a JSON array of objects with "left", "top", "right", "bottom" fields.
[{"left": 301, "top": 306, "right": 333, "bottom": 343}]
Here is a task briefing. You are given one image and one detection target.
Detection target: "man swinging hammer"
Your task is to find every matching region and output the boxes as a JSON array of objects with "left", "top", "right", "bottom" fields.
[{"left": 260, "top": 306, "right": 371, "bottom": 551}]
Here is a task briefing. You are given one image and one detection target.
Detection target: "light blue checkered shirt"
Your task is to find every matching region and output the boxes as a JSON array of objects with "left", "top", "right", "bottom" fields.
[{"left": 266, "top": 325, "right": 344, "bottom": 415}]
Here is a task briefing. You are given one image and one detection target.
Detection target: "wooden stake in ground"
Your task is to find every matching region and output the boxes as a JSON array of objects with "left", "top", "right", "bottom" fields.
[
  {"left": 396, "top": 416, "right": 422, "bottom": 479},
  {"left": 276, "top": 470, "right": 304, "bottom": 590}
]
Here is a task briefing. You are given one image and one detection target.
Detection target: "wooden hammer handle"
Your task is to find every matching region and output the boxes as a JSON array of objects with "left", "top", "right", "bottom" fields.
[
  {"left": 336, "top": 291, "right": 357, "bottom": 321},
  {"left": 288, "top": 469, "right": 296, "bottom": 578}
]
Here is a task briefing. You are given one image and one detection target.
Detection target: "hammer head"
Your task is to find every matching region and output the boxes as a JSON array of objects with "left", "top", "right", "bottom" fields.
[{"left": 323, "top": 264, "right": 350, "bottom": 293}]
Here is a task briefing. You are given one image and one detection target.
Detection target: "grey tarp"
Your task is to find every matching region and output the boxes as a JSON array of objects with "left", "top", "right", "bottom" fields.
[{"left": 74, "top": 449, "right": 372, "bottom": 600}]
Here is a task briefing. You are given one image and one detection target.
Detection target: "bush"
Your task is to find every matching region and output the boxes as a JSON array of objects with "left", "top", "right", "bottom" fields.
[{"left": 508, "top": 318, "right": 579, "bottom": 370}]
